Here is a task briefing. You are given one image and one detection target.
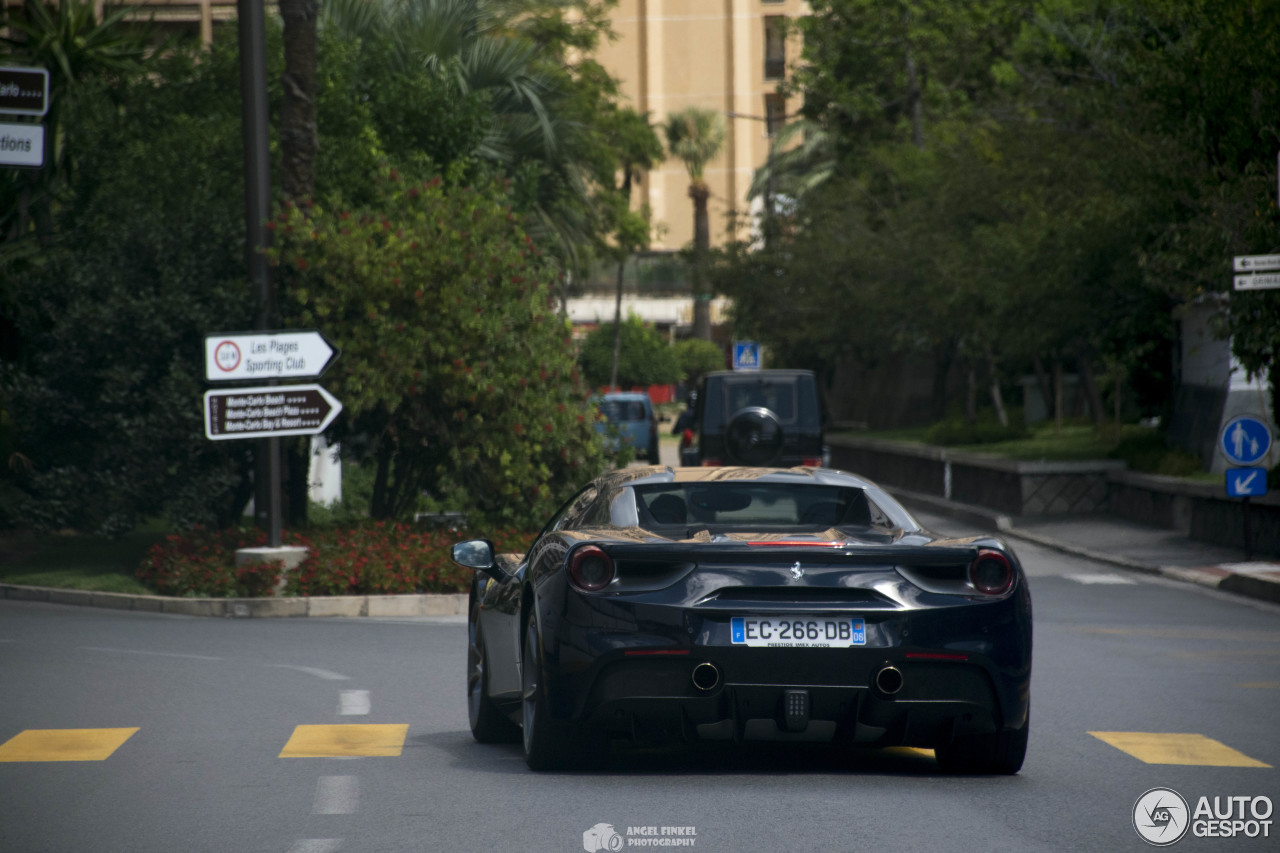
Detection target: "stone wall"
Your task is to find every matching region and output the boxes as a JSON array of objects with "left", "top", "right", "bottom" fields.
[{"left": 827, "top": 433, "right": 1280, "bottom": 556}]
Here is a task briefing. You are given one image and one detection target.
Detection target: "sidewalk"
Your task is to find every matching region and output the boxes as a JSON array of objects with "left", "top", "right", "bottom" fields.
[{"left": 893, "top": 488, "right": 1280, "bottom": 606}]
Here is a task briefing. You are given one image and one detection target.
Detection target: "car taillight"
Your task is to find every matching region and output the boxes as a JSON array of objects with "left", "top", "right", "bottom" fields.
[
  {"left": 568, "top": 545, "right": 614, "bottom": 592},
  {"left": 800, "top": 457, "right": 822, "bottom": 467},
  {"left": 701, "top": 458, "right": 722, "bottom": 467},
  {"left": 969, "top": 549, "right": 1014, "bottom": 595},
  {"left": 681, "top": 428, "right": 694, "bottom": 447}
]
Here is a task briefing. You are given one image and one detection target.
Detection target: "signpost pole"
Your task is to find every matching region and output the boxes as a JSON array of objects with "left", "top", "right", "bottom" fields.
[{"left": 237, "top": 0, "right": 280, "bottom": 546}]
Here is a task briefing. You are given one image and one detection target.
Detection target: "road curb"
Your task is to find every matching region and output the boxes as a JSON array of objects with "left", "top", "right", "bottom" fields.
[
  {"left": 888, "top": 487, "right": 1280, "bottom": 606},
  {"left": 0, "top": 583, "right": 467, "bottom": 618}
]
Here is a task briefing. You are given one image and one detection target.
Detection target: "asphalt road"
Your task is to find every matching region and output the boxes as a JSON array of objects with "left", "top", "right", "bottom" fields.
[{"left": 2, "top": 508, "right": 1278, "bottom": 853}]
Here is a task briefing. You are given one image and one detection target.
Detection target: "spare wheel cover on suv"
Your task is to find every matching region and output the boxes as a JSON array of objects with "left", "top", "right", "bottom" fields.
[{"left": 724, "top": 406, "right": 784, "bottom": 465}]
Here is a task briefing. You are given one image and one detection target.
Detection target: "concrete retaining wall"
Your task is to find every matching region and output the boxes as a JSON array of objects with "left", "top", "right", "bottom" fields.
[
  {"left": 827, "top": 433, "right": 1280, "bottom": 556},
  {"left": 826, "top": 434, "right": 1121, "bottom": 517}
]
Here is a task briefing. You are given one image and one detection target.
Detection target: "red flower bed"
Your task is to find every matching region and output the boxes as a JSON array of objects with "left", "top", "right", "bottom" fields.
[{"left": 137, "top": 524, "right": 536, "bottom": 598}]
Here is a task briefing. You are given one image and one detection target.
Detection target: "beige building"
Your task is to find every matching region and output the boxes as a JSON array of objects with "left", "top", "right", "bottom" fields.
[{"left": 594, "top": 0, "right": 807, "bottom": 249}]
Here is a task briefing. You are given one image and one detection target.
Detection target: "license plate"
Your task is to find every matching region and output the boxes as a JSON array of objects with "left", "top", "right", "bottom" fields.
[{"left": 730, "top": 616, "right": 866, "bottom": 648}]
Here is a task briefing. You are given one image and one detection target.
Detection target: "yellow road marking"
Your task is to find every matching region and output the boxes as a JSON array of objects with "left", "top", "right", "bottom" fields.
[
  {"left": 882, "top": 747, "right": 935, "bottom": 760},
  {"left": 0, "top": 728, "right": 139, "bottom": 762},
  {"left": 279, "top": 724, "right": 409, "bottom": 758},
  {"left": 1236, "top": 681, "right": 1280, "bottom": 688},
  {"left": 1089, "top": 732, "right": 1271, "bottom": 767}
]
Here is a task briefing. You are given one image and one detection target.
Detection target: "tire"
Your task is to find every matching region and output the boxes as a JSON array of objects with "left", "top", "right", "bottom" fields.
[
  {"left": 467, "top": 605, "right": 519, "bottom": 743},
  {"left": 724, "top": 407, "right": 784, "bottom": 466},
  {"left": 935, "top": 715, "right": 1029, "bottom": 775},
  {"left": 521, "top": 612, "right": 576, "bottom": 770}
]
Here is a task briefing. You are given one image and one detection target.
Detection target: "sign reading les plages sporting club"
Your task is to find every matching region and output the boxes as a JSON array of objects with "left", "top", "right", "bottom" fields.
[{"left": 204, "top": 330, "right": 339, "bottom": 382}]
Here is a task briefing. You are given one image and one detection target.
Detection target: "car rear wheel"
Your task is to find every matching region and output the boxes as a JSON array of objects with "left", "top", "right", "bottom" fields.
[
  {"left": 935, "top": 715, "right": 1029, "bottom": 775},
  {"left": 724, "top": 407, "right": 784, "bottom": 466},
  {"left": 467, "top": 606, "right": 519, "bottom": 743},
  {"left": 521, "top": 613, "right": 575, "bottom": 770}
]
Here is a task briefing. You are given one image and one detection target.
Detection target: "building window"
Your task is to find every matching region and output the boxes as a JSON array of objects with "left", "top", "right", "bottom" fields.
[
  {"left": 764, "top": 17, "right": 786, "bottom": 80},
  {"left": 764, "top": 93, "right": 785, "bottom": 137}
]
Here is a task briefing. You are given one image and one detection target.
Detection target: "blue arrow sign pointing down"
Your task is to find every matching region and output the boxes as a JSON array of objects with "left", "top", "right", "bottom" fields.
[{"left": 1226, "top": 467, "right": 1268, "bottom": 498}]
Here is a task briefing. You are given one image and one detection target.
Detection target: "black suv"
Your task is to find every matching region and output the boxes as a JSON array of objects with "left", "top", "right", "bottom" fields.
[{"left": 680, "top": 369, "right": 825, "bottom": 467}]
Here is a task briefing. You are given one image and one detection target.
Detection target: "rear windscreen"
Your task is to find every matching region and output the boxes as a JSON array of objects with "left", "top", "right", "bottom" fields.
[
  {"left": 634, "top": 483, "right": 895, "bottom": 528},
  {"left": 721, "top": 379, "right": 797, "bottom": 420},
  {"left": 600, "top": 400, "right": 648, "bottom": 422}
]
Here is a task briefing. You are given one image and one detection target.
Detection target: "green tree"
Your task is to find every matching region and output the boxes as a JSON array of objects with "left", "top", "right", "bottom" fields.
[
  {"left": 270, "top": 174, "right": 605, "bottom": 525},
  {"left": 664, "top": 107, "right": 726, "bottom": 340},
  {"left": 674, "top": 338, "right": 726, "bottom": 388},
  {"left": 578, "top": 316, "right": 680, "bottom": 390},
  {"left": 0, "top": 47, "right": 256, "bottom": 533}
]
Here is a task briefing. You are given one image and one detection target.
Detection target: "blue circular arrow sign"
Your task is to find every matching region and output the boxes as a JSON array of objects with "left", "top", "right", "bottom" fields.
[{"left": 1219, "top": 415, "right": 1272, "bottom": 465}]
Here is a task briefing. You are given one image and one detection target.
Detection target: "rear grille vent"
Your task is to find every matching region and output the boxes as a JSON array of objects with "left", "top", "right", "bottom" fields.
[{"left": 701, "top": 586, "right": 894, "bottom": 609}]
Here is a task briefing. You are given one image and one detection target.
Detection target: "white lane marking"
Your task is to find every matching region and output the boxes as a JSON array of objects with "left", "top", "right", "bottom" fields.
[
  {"left": 339, "top": 690, "right": 370, "bottom": 716},
  {"left": 81, "top": 646, "right": 224, "bottom": 661},
  {"left": 1064, "top": 574, "right": 1138, "bottom": 585},
  {"left": 313, "top": 776, "right": 359, "bottom": 815},
  {"left": 265, "top": 664, "right": 349, "bottom": 681},
  {"left": 286, "top": 840, "right": 342, "bottom": 853}
]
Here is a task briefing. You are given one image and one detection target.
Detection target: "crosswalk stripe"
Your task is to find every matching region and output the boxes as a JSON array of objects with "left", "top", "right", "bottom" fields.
[
  {"left": 279, "top": 724, "right": 409, "bottom": 758},
  {"left": 0, "top": 728, "right": 139, "bottom": 762},
  {"left": 1089, "top": 731, "right": 1271, "bottom": 767}
]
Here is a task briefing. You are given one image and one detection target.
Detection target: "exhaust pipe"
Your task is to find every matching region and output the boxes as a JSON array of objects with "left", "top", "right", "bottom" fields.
[
  {"left": 692, "top": 662, "right": 721, "bottom": 692},
  {"left": 874, "top": 664, "right": 903, "bottom": 696}
]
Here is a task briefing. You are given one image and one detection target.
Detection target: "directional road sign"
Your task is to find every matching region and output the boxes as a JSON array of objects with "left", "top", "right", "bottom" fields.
[
  {"left": 1233, "top": 254, "right": 1280, "bottom": 273},
  {"left": 204, "top": 330, "right": 338, "bottom": 382},
  {"left": 0, "top": 67, "right": 49, "bottom": 117},
  {"left": 1219, "top": 415, "right": 1272, "bottom": 466},
  {"left": 204, "top": 384, "right": 342, "bottom": 441},
  {"left": 1226, "top": 467, "right": 1268, "bottom": 498},
  {"left": 733, "top": 341, "right": 761, "bottom": 371},
  {"left": 1234, "top": 273, "right": 1280, "bottom": 291},
  {"left": 0, "top": 122, "right": 43, "bottom": 168}
]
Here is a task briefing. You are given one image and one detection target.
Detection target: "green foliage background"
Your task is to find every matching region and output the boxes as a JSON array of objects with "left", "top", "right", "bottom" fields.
[
  {"left": 0, "top": 2, "right": 643, "bottom": 534},
  {"left": 718, "top": 0, "right": 1280, "bottom": 428},
  {"left": 578, "top": 316, "right": 681, "bottom": 389},
  {"left": 271, "top": 176, "right": 606, "bottom": 526}
]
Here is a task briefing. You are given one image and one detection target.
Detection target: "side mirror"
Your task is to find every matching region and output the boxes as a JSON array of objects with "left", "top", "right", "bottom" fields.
[{"left": 451, "top": 539, "right": 496, "bottom": 571}]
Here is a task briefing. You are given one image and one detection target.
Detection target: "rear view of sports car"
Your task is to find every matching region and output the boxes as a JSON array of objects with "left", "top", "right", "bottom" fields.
[{"left": 451, "top": 466, "right": 1031, "bottom": 773}]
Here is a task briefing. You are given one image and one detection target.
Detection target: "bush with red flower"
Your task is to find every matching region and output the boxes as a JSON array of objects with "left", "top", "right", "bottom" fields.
[{"left": 136, "top": 524, "right": 536, "bottom": 597}]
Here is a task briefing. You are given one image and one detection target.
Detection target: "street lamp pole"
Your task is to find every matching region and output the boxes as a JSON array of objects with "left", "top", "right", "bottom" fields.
[{"left": 726, "top": 110, "right": 781, "bottom": 244}]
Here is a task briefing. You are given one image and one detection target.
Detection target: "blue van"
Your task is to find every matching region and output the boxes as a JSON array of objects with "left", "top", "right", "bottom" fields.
[{"left": 596, "top": 392, "right": 660, "bottom": 464}]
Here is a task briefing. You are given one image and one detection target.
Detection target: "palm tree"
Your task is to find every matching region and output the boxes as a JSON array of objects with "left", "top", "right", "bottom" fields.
[
  {"left": 319, "top": 0, "right": 592, "bottom": 267},
  {"left": 664, "top": 107, "right": 725, "bottom": 340},
  {"left": 747, "top": 118, "right": 836, "bottom": 216}
]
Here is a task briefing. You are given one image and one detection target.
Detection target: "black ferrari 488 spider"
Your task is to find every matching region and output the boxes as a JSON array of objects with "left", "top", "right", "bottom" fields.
[{"left": 451, "top": 466, "right": 1031, "bottom": 773}]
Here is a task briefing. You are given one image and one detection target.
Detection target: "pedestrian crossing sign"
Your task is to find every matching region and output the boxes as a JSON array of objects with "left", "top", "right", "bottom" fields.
[{"left": 733, "top": 341, "right": 760, "bottom": 371}]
